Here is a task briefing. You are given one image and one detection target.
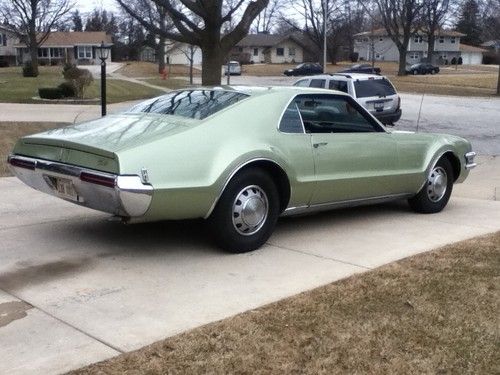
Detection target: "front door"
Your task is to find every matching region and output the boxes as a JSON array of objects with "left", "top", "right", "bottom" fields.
[{"left": 293, "top": 94, "right": 399, "bottom": 204}]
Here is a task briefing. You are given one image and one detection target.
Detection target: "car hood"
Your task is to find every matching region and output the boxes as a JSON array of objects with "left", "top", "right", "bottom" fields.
[{"left": 21, "top": 113, "right": 198, "bottom": 154}]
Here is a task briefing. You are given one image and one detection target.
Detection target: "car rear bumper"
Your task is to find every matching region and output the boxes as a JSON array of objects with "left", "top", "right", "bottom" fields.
[
  {"left": 7, "top": 155, "right": 153, "bottom": 218},
  {"left": 372, "top": 109, "right": 402, "bottom": 124}
]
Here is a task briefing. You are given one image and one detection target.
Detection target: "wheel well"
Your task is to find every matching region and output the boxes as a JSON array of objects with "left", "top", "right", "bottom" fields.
[
  {"left": 442, "top": 152, "right": 460, "bottom": 182},
  {"left": 239, "top": 160, "right": 291, "bottom": 213}
]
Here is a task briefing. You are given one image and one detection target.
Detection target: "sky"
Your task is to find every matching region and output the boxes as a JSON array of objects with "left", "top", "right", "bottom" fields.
[{"left": 74, "top": 0, "right": 119, "bottom": 15}]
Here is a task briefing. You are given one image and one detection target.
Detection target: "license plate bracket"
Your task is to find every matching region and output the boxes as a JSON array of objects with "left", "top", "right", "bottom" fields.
[
  {"left": 374, "top": 102, "right": 384, "bottom": 111},
  {"left": 55, "top": 177, "right": 78, "bottom": 201}
]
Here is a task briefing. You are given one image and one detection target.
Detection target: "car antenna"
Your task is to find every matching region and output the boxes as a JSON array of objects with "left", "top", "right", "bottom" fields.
[{"left": 416, "top": 93, "right": 425, "bottom": 133}]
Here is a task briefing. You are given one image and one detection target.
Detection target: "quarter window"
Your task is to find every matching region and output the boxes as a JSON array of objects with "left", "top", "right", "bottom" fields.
[
  {"left": 309, "top": 79, "right": 326, "bottom": 88},
  {"left": 328, "top": 80, "right": 348, "bottom": 93},
  {"left": 294, "top": 79, "right": 310, "bottom": 87},
  {"left": 279, "top": 101, "right": 304, "bottom": 133}
]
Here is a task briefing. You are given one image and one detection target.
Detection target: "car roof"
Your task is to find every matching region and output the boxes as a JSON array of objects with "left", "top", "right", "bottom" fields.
[
  {"left": 181, "top": 85, "right": 350, "bottom": 98},
  {"left": 295, "top": 73, "right": 388, "bottom": 81}
]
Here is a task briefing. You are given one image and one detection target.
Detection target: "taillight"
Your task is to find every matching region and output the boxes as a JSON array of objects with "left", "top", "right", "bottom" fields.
[
  {"left": 397, "top": 96, "right": 401, "bottom": 110},
  {"left": 80, "top": 172, "right": 116, "bottom": 188},
  {"left": 8, "top": 157, "right": 36, "bottom": 170}
]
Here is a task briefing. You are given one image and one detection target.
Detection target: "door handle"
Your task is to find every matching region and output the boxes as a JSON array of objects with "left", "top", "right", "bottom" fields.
[{"left": 313, "top": 142, "right": 328, "bottom": 148}]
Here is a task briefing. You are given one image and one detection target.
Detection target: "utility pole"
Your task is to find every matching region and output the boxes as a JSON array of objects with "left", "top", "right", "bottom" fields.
[
  {"left": 370, "top": 17, "right": 375, "bottom": 68},
  {"left": 323, "top": 0, "right": 327, "bottom": 72}
]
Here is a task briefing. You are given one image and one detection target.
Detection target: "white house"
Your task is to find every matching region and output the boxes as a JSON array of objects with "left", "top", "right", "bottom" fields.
[
  {"left": 353, "top": 28, "right": 483, "bottom": 65},
  {"left": 234, "top": 34, "right": 310, "bottom": 64},
  {"left": 164, "top": 41, "right": 202, "bottom": 65},
  {"left": 459, "top": 44, "right": 487, "bottom": 64},
  {"left": 0, "top": 25, "right": 19, "bottom": 66}
]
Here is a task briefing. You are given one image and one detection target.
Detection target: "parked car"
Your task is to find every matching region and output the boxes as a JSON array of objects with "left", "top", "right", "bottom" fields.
[
  {"left": 224, "top": 61, "right": 241, "bottom": 75},
  {"left": 406, "top": 63, "right": 440, "bottom": 75},
  {"left": 294, "top": 73, "right": 402, "bottom": 125},
  {"left": 339, "top": 63, "right": 381, "bottom": 74},
  {"left": 284, "top": 63, "right": 323, "bottom": 76},
  {"left": 8, "top": 87, "right": 476, "bottom": 253}
]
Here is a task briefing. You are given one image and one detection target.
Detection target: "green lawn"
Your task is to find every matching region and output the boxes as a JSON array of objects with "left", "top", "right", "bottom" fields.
[{"left": 0, "top": 66, "right": 163, "bottom": 104}]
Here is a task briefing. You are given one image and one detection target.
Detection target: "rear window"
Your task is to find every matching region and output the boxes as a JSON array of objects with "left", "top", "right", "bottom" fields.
[
  {"left": 127, "top": 90, "right": 249, "bottom": 120},
  {"left": 354, "top": 78, "right": 396, "bottom": 98}
]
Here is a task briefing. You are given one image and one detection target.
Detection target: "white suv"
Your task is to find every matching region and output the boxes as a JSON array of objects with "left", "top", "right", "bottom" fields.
[{"left": 293, "top": 73, "right": 401, "bottom": 125}]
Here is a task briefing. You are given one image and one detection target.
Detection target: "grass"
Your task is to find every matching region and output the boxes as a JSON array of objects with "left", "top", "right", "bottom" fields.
[
  {"left": 0, "top": 122, "right": 67, "bottom": 177},
  {"left": 0, "top": 66, "right": 163, "bottom": 104},
  {"left": 117, "top": 61, "right": 201, "bottom": 78},
  {"left": 71, "top": 232, "right": 499, "bottom": 375},
  {"left": 143, "top": 77, "right": 192, "bottom": 90}
]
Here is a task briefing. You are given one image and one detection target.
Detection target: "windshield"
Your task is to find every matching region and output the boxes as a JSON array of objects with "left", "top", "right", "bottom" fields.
[
  {"left": 354, "top": 78, "right": 396, "bottom": 98},
  {"left": 127, "top": 90, "right": 249, "bottom": 120},
  {"left": 296, "top": 63, "right": 305, "bottom": 68}
]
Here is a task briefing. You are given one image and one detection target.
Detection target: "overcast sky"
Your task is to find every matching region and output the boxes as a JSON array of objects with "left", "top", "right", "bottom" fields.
[{"left": 74, "top": 0, "right": 119, "bottom": 14}]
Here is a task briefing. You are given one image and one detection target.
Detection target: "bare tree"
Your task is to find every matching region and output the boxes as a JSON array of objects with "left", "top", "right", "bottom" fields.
[
  {"left": 0, "top": 0, "right": 73, "bottom": 76},
  {"left": 360, "top": 0, "right": 423, "bottom": 75},
  {"left": 421, "top": 0, "right": 449, "bottom": 63},
  {"left": 117, "top": 0, "right": 270, "bottom": 85},
  {"left": 179, "top": 44, "right": 198, "bottom": 84},
  {"left": 253, "top": 0, "right": 284, "bottom": 33}
]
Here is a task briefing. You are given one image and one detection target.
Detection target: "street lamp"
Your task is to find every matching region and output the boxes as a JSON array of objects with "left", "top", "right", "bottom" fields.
[{"left": 96, "top": 41, "right": 110, "bottom": 117}]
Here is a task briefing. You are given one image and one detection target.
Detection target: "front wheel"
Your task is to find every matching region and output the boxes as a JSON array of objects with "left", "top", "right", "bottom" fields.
[
  {"left": 408, "top": 157, "right": 453, "bottom": 214},
  {"left": 207, "top": 169, "right": 280, "bottom": 253}
]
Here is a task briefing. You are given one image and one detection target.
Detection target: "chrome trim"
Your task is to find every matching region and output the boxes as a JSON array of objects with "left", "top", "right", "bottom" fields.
[
  {"left": 465, "top": 151, "right": 477, "bottom": 169},
  {"left": 281, "top": 193, "right": 414, "bottom": 217},
  {"left": 204, "top": 157, "right": 288, "bottom": 219},
  {"left": 8, "top": 155, "right": 153, "bottom": 217}
]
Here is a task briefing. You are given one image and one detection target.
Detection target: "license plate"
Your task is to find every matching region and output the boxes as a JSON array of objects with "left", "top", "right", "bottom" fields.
[
  {"left": 55, "top": 178, "right": 78, "bottom": 201},
  {"left": 374, "top": 102, "right": 384, "bottom": 111}
]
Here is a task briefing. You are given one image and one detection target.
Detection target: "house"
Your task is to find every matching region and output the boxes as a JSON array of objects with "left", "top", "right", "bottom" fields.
[
  {"left": 353, "top": 29, "right": 473, "bottom": 64},
  {"left": 164, "top": 42, "right": 202, "bottom": 65},
  {"left": 14, "top": 31, "right": 112, "bottom": 65},
  {"left": 481, "top": 40, "right": 500, "bottom": 53},
  {"left": 233, "top": 34, "right": 311, "bottom": 64},
  {"left": 0, "top": 25, "right": 19, "bottom": 66},
  {"left": 460, "top": 44, "right": 487, "bottom": 64}
]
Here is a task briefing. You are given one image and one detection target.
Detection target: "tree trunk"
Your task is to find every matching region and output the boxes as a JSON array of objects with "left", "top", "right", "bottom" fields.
[
  {"left": 398, "top": 47, "right": 407, "bottom": 76},
  {"left": 427, "top": 34, "right": 435, "bottom": 64},
  {"left": 201, "top": 46, "right": 224, "bottom": 85},
  {"left": 189, "top": 48, "right": 194, "bottom": 85},
  {"left": 29, "top": 44, "right": 39, "bottom": 77}
]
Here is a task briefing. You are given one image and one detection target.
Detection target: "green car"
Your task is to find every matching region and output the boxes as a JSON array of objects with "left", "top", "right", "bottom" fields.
[{"left": 8, "top": 87, "right": 476, "bottom": 252}]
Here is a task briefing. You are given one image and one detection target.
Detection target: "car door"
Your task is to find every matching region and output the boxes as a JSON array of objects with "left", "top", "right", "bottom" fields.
[{"left": 293, "top": 93, "right": 400, "bottom": 204}]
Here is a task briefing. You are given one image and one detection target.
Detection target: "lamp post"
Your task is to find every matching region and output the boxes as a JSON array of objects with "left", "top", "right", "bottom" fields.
[{"left": 96, "top": 41, "right": 110, "bottom": 117}]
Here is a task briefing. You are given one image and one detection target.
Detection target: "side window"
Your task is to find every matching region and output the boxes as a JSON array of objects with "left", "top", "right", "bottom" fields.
[
  {"left": 309, "top": 79, "right": 326, "bottom": 88},
  {"left": 328, "top": 80, "right": 348, "bottom": 93},
  {"left": 279, "top": 101, "right": 304, "bottom": 133},
  {"left": 294, "top": 79, "right": 310, "bottom": 87},
  {"left": 293, "top": 94, "right": 382, "bottom": 134}
]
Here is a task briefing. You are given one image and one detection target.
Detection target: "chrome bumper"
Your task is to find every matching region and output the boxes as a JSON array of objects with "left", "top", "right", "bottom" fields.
[
  {"left": 465, "top": 151, "right": 477, "bottom": 169},
  {"left": 7, "top": 155, "right": 153, "bottom": 217}
]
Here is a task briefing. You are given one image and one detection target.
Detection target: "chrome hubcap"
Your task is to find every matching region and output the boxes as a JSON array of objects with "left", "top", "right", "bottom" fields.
[
  {"left": 232, "top": 185, "right": 268, "bottom": 236},
  {"left": 427, "top": 166, "right": 447, "bottom": 202}
]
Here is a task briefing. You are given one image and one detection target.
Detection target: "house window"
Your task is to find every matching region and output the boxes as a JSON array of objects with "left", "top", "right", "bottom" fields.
[
  {"left": 253, "top": 48, "right": 258, "bottom": 56},
  {"left": 450, "top": 37, "right": 456, "bottom": 44},
  {"left": 37, "top": 48, "right": 48, "bottom": 58},
  {"left": 414, "top": 36, "right": 423, "bottom": 43},
  {"left": 1, "top": 34, "right": 6, "bottom": 46},
  {"left": 50, "top": 48, "right": 64, "bottom": 58},
  {"left": 238, "top": 47, "right": 243, "bottom": 52},
  {"left": 78, "top": 46, "right": 92, "bottom": 59},
  {"left": 276, "top": 47, "right": 284, "bottom": 56},
  {"left": 409, "top": 53, "right": 419, "bottom": 59},
  {"left": 375, "top": 53, "right": 384, "bottom": 60},
  {"left": 289, "top": 47, "right": 296, "bottom": 56},
  {"left": 439, "top": 37, "right": 445, "bottom": 43}
]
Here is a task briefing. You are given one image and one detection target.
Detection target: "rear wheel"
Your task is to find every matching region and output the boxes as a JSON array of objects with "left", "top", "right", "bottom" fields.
[
  {"left": 408, "top": 157, "right": 453, "bottom": 213},
  {"left": 208, "top": 169, "right": 280, "bottom": 253}
]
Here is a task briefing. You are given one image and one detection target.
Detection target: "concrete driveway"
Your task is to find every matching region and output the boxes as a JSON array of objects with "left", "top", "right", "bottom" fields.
[{"left": 0, "top": 155, "right": 499, "bottom": 374}]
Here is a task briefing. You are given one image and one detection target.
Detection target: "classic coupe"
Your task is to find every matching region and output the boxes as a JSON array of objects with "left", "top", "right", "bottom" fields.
[{"left": 8, "top": 86, "right": 476, "bottom": 252}]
